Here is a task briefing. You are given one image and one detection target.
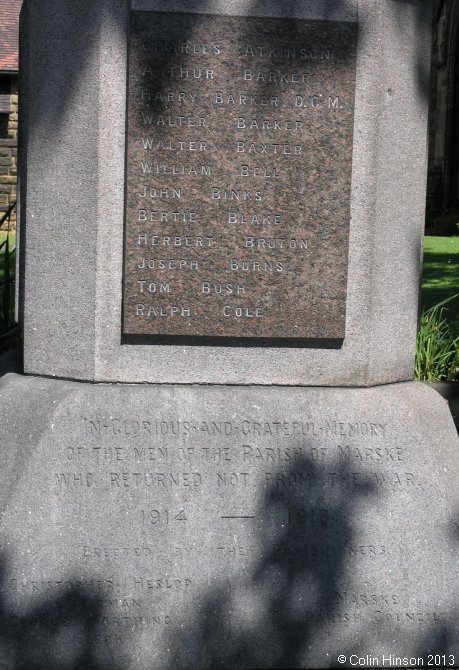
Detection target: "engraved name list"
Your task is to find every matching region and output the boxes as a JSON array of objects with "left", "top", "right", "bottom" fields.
[{"left": 123, "top": 12, "right": 357, "bottom": 338}]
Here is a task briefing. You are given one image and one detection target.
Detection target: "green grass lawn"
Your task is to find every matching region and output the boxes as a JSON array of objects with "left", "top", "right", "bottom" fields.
[
  {"left": 419, "top": 236, "right": 459, "bottom": 382},
  {"left": 0, "top": 231, "right": 15, "bottom": 244},
  {"left": 421, "top": 236, "right": 459, "bottom": 321}
]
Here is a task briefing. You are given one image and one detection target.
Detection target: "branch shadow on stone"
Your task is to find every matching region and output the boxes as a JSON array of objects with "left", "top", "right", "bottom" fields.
[
  {"left": 165, "top": 454, "right": 377, "bottom": 669},
  {"left": 0, "top": 557, "right": 125, "bottom": 670},
  {"left": 410, "top": 509, "right": 459, "bottom": 659}
]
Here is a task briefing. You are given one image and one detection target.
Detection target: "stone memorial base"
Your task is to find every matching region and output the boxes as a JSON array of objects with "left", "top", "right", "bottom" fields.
[{"left": 0, "top": 374, "right": 458, "bottom": 669}]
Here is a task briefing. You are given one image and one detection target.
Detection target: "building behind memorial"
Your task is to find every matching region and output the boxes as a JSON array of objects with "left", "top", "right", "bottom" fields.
[{"left": 0, "top": 0, "right": 21, "bottom": 225}]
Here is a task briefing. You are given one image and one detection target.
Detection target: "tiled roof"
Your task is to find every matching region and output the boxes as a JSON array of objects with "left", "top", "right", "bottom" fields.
[{"left": 0, "top": 0, "right": 22, "bottom": 72}]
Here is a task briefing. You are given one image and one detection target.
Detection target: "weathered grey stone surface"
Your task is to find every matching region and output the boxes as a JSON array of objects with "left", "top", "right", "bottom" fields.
[
  {"left": 0, "top": 374, "right": 457, "bottom": 669},
  {"left": 19, "top": 0, "right": 432, "bottom": 385},
  {"left": 131, "top": 0, "right": 358, "bottom": 21}
]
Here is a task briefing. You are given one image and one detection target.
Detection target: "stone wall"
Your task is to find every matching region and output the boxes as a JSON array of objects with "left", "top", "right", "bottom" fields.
[{"left": 0, "top": 77, "right": 17, "bottom": 228}]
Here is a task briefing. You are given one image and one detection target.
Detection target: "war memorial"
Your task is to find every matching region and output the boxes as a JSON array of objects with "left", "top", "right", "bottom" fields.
[{"left": 0, "top": 1, "right": 457, "bottom": 667}]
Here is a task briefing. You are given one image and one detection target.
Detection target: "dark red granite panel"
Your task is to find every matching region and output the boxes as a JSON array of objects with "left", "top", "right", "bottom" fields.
[{"left": 123, "top": 12, "right": 357, "bottom": 339}]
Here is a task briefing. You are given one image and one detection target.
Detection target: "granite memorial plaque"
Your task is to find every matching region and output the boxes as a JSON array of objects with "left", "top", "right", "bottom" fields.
[{"left": 123, "top": 12, "right": 357, "bottom": 339}]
